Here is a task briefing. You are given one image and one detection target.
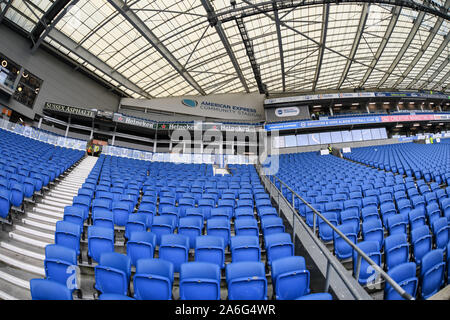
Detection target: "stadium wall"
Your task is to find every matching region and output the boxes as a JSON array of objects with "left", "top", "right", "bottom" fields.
[
  {"left": 0, "top": 24, "right": 120, "bottom": 120},
  {"left": 273, "top": 138, "right": 409, "bottom": 154}
]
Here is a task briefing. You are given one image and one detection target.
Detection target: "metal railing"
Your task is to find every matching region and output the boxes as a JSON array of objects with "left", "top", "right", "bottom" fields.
[{"left": 257, "top": 165, "right": 414, "bottom": 300}]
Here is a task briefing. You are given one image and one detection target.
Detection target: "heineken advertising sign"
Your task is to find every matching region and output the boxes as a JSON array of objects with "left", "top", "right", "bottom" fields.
[
  {"left": 113, "top": 113, "right": 261, "bottom": 132},
  {"left": 44, "top": 102, "right": 97, "bottom": 118},
  {"left": 113, "top": 113, "right": 156, "bottom": 129}
]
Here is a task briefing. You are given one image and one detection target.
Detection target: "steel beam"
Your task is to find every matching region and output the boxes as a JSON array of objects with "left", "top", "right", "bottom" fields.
[
  {"left": 47, "top": 28, "right": 152, "bottom": 99},
  {"left": 394, "top": 0, "right": 450, "bottom": 88},
  {"left": 0, "top": 0, "right": 13, "bottom": 23},
  {"left": 213, "top": 0, "right": 449, "bottom": 22},
  {"left": 107, "top": 0, "right": 206, "bottom": 96},
  {"left": 200, "top": 0, "right": 250, "bottom": 93},
  {"left": 272, "top": 1, "right": 286, "bottom": 92},
  {"left": 359, "top": 6, "right": 401, "bottom": 88},
  {"left": 31, "top": 0, "right": 79, "bottom": 53},
  {"left": 407, "top": 34, "right": 450, "bottom": 89},
  {"left": 419, "top": 57, "right": 450, "bottom": 90},
  {"left": 312, "top": 3, "right": 329, "bottom": 92},
  {"left": 432, "top": 68, "right": 450, "bottom": 90},
  {"left": 235, "top": 16, "right": 267, "bottom": 94},
  {"left": 337, "top": 4, "right": 369, "bottom": 89},
  {"left": 377, "top": 11, "right": 425, "bottom": 87},
  {"left": 30, "top": 0, "right": 71, "bottom": 41}
]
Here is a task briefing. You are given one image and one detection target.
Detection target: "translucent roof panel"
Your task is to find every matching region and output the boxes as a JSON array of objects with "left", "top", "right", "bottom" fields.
[{"left": 2, "top": 0, "right": 448, "bottom": 97}]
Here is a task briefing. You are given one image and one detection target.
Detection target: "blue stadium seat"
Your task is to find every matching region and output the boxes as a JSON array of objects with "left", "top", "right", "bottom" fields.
[
  {"left": 264, "top": 232, "right": 294, "bottom": 265},
  {"left": 126, "top": 231, "right": 156, "bottom": 267},
  {"left": 159, "top": 234, "right": 189, "bottom": 273},
  {"left": 226, "top": 262, "right": 267, "bottom": 300},
  {"left": 179, "top": 262, "right": 221, "bottom": 300},
  {"left": 195, "top": 235, "right": 225, "bottom": 269},
  {"left": 30, "top": 279, "right": 73, "bottom": 300},
  {"left": 271, "top": 256, "right": 310, "bottom": 300},
  {"left": 230, "top": 236, "right": 261, "bottom": 263},
  {"left": 420, "top": 249, "right": 445, "bottom": 299},
  {"left": 94, "top": 252, "right": 131, "bottom": 296},
  {"left": 133, "top": 259, "right": 174, "bottom": 300},
  {"left": 87, "top": 226, "right": 114, "bottom": 264},
  {"left": 384, "top": 262, "right": 418, "bottom": 300},
  {"left": 385, "top": 233, "right": 409, "bottom": 270}
]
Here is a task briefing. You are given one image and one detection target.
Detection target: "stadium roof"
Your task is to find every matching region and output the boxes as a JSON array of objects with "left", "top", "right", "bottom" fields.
[{"left": 2, "top": 0, "right": 449, "bottom": 99}]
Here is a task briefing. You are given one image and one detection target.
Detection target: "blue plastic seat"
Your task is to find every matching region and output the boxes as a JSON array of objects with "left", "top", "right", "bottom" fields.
[
  {"left": 179, "top": 262, "right": 221, "bottom": 300},
  {"left": 411, "top": 225, "right": 432, "bottom": 265},
  {"left": 432, "top": 217, "right": 448, "bottom": 249},
  {"left": 124, "top": 214, "right": 147, "bottom": 240},
  {"left": 296, "top": 293, "right": 333, "bottom": 300},
  {"left": 226, "top": 262, "right": 267, "bottom": 300},
  {"left": 151, "top": 215, "right": 176, "bottom": 246},
  {"left": 387, "top": 213, "right": 408, "bottom": 235},
  {"left": 264, "top": 232, "right": 294, "bottom": 266},
  {"left": 195, "top": 235, "right": 225, "bottom": 269},
  {"left": 87, "top": 226, "right": 114, "bottom": 264},
  {"left": 333, "top": 223, "right": 357, "bottom": 260},
  {"left": 408, "top": 208, "right": 426, "bottom": 230},
  {"left": 207, "top": 218, "right": 231, "bottom": 247},
  {"left": 98, "top": 293, "right": 134, "bottom": 300},
  {"left": 92, "top": 210, "right": 114, "bottom": 230},
  {"left": 44, "top": 244, "right": 79, "bottom": 292},
  {"left": 234, "top": 217, "right": 259, "bottom": 237},
  {"left": 420, "top": 249, "right": 445, "bottom": 299},
  {"left": 318, "top": 212, "right": 338, "bottom": 242},
  {"left": 126, "top": 231, "right": 156, "bottom": 266},
  {"left": 271, "top": 256, "right": 310, "bottom": 300},
  {"left": 112, "top": 201, "right": 131, "bottom": 227},
  {"left": 30, "top": 279, "right": 73, "bottom": 300},
  {"left": 234, "top": 207, "right": 254, "bottom": 220},
  {"left": 352, "top": 241, "right": 381, "bottom": 285},
  {"left": 230, "top": 236, "right": 261, "bottom": 262},
  {"left": 361, "top": 206, "right": 379, "bottom": 223},
  {"left": 178, "top": 216, "right": 203, "bottom": 249},
  {"left": 385, "top": 233, "right": 409, "bottom": 270},
  {"left": 0, "top": 189, "right": 11, "bottom": 219},
  {"left": 94, "top": 252, "right": 131, "bottom": 296},
  {"left": 260, "top": 216, "right": 285, "bottom": 235},
  {"left": 426, "top": 202, "right": 441, "bottom": 226},
  {"left": 133, "top": 259, "right": 174, "bottom": 300},
  {"left": 159, "top": 234, "right": 189, "bottom": 273},
  {"left": 384, "top": 262, "right": 418, "bottom": 300},
  {"left": 55, "top": 220, "right": 81, "bottom": 257}
]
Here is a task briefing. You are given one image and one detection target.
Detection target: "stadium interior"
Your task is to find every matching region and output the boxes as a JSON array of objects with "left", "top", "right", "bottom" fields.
[{"left": 0, "top": 0, "right": 448, "bottom": 302}]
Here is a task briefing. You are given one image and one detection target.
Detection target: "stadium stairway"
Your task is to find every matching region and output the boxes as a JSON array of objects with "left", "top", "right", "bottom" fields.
[{"left": 0, "top": 156, "right": 98, "bottom": 300}]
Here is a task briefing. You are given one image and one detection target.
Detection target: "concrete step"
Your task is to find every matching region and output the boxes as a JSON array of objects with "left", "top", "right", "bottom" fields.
[
  {"left": 48, "top": 190, "right": 76, "bottom": 200},
  {"left": 0, "top": 274, "right": 31, "bottom": 300},
  {"left": 9, "top": 230, "right": 52, "bottom": 249},
  {"left": 21, "top": 217, "right": 56, "bottom": 232},
  {"left": 35, "top": 203, "right": 64, "bottom": 214},
  {"left": 41, "top": 197, "right": 73, "bottom": 207},
  {"left": 0, "top": 247, "right": 45, "bottom": 276},
  {"left": 0, "top": 239, "right": 45, "bottom": 261},
  {"left": 28, "top": 211, "right": 61, "bottom": 224},
  {"left": 13, "top": 224, "right": 54, "bottom": 243},
  {"left": 54, "top": 185, "right": 79, "bottom": 194}
]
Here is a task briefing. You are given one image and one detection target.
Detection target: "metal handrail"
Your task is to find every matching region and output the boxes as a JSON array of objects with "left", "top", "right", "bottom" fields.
[{"left": 258, "top": 165, "right": 414, "bottom": 300}]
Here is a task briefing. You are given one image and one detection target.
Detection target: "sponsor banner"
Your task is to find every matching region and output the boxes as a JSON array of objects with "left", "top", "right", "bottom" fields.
[
  {"left": 266, "top": 113, "right": 450, "bottom": 131},
  {"left": 398, "top": 136, "right": 418, "bottom": 142},
  {"left": 114, "top": 114, "right": 260, "bottom": 132},
  {"left": 274, "top": 107, "right": 300, "bottom": 117},
  {"left": 380, "top": 114, "right": 435, "bottom": 122},
  {"left": 120, "top": 93, "right": 265, "bottom": 121},
  {"left": 114, "top": 113, "right": 156, "bottom": 129},
  {"left": 265, "top": 91, "right": 449, "bottom": 105},
  {"left": 44, "top": 102, "right": 97, "bottom": 118}
]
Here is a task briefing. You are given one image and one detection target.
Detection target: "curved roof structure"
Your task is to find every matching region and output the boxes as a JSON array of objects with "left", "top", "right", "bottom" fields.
[{"left": 2, "top": 0, "right": 449, "bottom": 98}]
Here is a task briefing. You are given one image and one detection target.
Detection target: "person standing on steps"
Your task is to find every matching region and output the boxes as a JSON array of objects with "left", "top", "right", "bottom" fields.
[{"left": 327, "top": 144, "right": 333, "bottom": 154}]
